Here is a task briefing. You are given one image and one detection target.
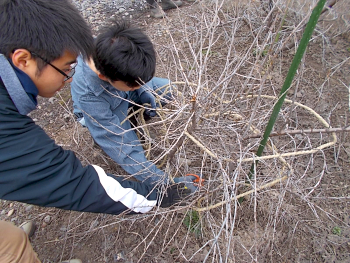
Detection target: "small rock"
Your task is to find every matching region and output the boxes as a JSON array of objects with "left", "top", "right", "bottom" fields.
[
  {"left": 295, "top": 134, "right": 303, "bottom": 140},
  {"left": 63, "top": 113, "right": 71, "bottom": 122},
  {"left": 119, "top": 7, "right": 125, "bottom": 12},
  {"left": 25, "top": 205, "right": 34, "bottom": 213},
  {"left": 60, "top": 227, "right": 68, "bottom": 232},
  {"left": 43, "top": 215, "right": 51, "bottom": 224},
  {"left": 1, "top": 210, "right": 6, "bottom": 215},
  {"left": 178, "top": 157, "right": 192, "bottom": 166},
  {"left": 48, "top": 98, "right": 56, "bottom": 104},
  {"left": 114, "top": 251, "right": 126, "bottom": 262},
  {"left": 11, "top": 217, "right": 18, "bottom": 223},
  {"left": 7, "top": 209, "right": 14, "bottom": 217},
  {"left": 90, "top": 220, "right": 99, "bottom": 229},
  {"left": 42, "top": 222, "right": 47, "bottom": 228}
]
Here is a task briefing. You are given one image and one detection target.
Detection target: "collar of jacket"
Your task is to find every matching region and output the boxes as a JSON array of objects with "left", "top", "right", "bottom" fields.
[
  {"left": 0, "top": 54, "right": 37, "bottom": 115},
  {"left": 79, "top": 56, "right": 127, "bottom": 98},
  {"left": 8, "top": 58, "right": 38, "bottom": 105}
]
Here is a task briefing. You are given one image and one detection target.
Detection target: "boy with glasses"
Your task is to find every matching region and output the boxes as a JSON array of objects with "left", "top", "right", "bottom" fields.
[
  {"left": 0, "top": 1, "right": 189, "bottom": 262},
  {"left": 30, "top": 52, "right": 78, "bottom": 82}
]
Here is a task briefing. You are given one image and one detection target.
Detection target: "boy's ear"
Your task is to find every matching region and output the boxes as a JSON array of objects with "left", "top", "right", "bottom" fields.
[
  {"left": 11, "top": 49, "right": 37, "bottom": 71},
  {"left": 97, "top": 73, "right": 109, "bottom": 81}
]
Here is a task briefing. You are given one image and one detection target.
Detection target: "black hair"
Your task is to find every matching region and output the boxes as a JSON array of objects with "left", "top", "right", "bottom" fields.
[
  {"left": 93, "top": 20, "right": 156, "bottom": 87},
  {"left": 0, "top": 0, "right": 94, "bottom": 71}
]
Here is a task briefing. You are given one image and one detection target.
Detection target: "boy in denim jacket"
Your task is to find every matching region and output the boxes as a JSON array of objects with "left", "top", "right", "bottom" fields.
[{"left": 71, "top": 21, "right": 195, "bottom": 188}]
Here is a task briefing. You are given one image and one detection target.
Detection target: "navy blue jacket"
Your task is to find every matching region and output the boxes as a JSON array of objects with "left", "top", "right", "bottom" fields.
[{"left": 0, "top": 54, "right": 158, "bottom": 214}]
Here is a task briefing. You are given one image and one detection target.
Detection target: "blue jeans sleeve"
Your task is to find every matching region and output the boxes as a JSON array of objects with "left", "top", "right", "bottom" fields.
[
  {"left": 79, "top": 92, "right": 168, "bottom": 186},
  {"left": 132, "top": 77, "right": 172, "bottom": 105}
]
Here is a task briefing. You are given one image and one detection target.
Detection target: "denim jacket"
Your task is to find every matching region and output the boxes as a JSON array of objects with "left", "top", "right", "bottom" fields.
[{"left": 71, "top": 57, "right": 170, "bottom": 185}]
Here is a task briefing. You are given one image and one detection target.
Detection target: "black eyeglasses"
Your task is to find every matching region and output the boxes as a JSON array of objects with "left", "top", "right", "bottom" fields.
[{"left": 31, "top": 52, "right": 77, "bottom": 81}]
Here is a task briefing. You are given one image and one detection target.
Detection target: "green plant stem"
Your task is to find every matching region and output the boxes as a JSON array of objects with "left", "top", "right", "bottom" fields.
[{"left": 248, "top": 0, "right": 327, "bottom": 179}]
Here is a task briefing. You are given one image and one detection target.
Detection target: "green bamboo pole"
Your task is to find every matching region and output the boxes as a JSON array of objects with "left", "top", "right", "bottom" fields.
[{"left": 249, "top": 0, "right": 327, "bottom": 179}]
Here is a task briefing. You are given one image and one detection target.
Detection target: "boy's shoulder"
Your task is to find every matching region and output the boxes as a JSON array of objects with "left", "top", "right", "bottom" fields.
[
  {"left": 73, "top": 57, "right": 101, "bottom": 92},
  {"left": 72, "top": 59, "right": 118, "bottom": 98}
]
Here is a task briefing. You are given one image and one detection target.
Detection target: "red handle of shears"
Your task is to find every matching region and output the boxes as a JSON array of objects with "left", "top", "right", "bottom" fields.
[{"left": 185, "top": 174, "right": 204, "bottom": 187}]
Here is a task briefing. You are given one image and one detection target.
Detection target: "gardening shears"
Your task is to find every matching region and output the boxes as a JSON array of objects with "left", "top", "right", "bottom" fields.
[{"left": 185, "top": 174, "right": 205, "bottom": 187}]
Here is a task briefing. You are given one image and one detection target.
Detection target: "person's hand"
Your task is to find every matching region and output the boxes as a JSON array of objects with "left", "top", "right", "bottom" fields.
[
  {"left": 159, "top": 183, "right": 191, "bottom": 208},
  {"left": 139, "top": 91, "right": 157, "bottom": 117},
  {"left": 173, "top": 175, "right": 199, "bottom": 193}
]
